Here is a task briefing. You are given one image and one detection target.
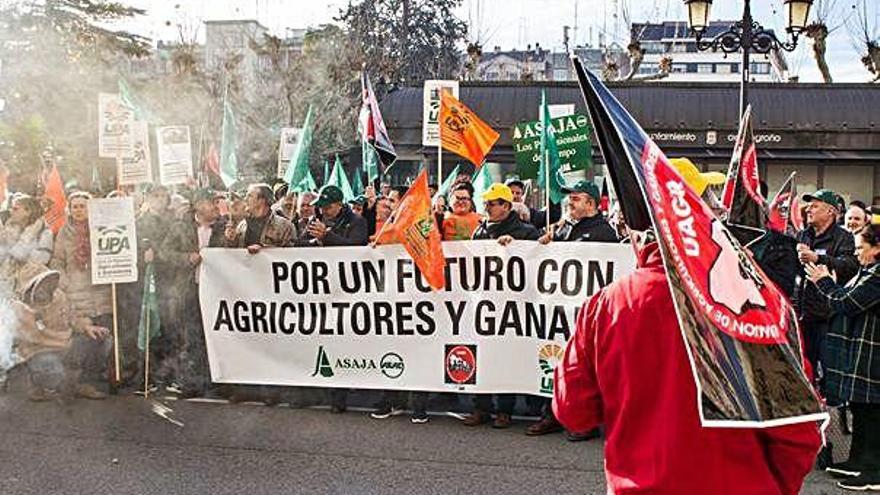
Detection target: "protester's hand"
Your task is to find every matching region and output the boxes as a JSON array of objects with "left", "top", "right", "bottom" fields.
[
  {"left": 307, "top": 219, "right": 328, "bottom": 240},
  {"left": 246, "top": 244, "right": 262, "bottom": 255},
  {"left": 84, "top": 325, "right": 110, "bottom": 340},
  {"left": 224, "top": 223, "right": 236, "bottom": 242},
  {"left": 365, "top": 185, "right": 376, "bottom": 207},
  {"left": 497, "top": 235, "right": 514, "bottom": 246},
  {"left": 798, "top": 248, "right": 819, "bottom": 265},
  {"left": 432, "top": 197, "right": 446, "bottom": 216},
  {"left": 144, "top": 248, "right": 155, "bottom": 263},
  {"left": 188, "top": 252, "right": 202, "bottom": 265},
  {"left": 538, "top": 232, "right": 552, "bottom": 245},
  {"left": 804, "top": 263, "right": 834, "bottom": 283}
]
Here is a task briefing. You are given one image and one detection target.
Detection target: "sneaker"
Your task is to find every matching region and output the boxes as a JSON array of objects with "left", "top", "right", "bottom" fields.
[
  {"left": 411, "top": 412, "right": 430, "bottom": 424},
  {"left": 75, "top": 383, "right": 108, "bottom": 400},
  {"left": 526, "top": 417, "right": 564, "bottom": 436},
  {"left": 133, "top": 385, "right": 159, "bottom": 396},
  {"left": 165, "top": 382, "right": 183, "bottom": 394},
  {"left": 462, "top": 410, "right": 491, "bottom": 426},
  {"left": 566, "top": 428, "right": 601, "bottom": 442},
  {"left": 370, "top": 405, "right": 405, "bottom": 419},
  {"left": 838, "top": 473, "right": 880, "bottom": 491},
  {"left": 492, "top": 412, "right": 512, "bottom": 429},
  {"left": 827, "top": 460, "right": 864, "bottom": 479}
]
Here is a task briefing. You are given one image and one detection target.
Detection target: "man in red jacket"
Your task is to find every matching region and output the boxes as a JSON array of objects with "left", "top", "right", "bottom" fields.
[{"left": 553, "top": 232, "right": 822, "bottom": 495}]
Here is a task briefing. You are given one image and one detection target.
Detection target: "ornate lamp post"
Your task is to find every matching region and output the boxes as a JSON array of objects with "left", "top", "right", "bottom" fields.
[{"left": 683, "top": 0, "right": 813, "bottom": 116}]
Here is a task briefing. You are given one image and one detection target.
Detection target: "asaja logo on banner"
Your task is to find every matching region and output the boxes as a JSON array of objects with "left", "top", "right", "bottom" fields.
[
  {"left": 311, "top": 346, "right": 405, "bottom": 380},
  {"left": 96, "top": 226, "right": 130, "bottom": 255},
  {"left": 538, "top": 343, "right": 564, "bottom": 394},
  {"left": 444, "top": 344, "right": 477, "bottom": 385}
]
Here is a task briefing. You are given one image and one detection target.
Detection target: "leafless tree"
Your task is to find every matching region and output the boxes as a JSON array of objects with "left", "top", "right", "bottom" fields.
[
  {"left": 846, "top": 0, "right": 880, "bottom": 82},
  {"left": 803, "top": 0, "right": 842, "bottom": 83}
]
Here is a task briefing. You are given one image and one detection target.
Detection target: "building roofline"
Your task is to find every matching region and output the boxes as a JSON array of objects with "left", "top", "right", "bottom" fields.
[
  {"left": 443, "top": 80, "right": 878, "bottom": 90},
  {"left": 204, "top": 19, "right": 269, "bottom": 30}
]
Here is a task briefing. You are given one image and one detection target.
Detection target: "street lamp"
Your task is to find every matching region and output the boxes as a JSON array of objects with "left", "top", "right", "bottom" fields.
[{"left": 683, "top": 0, "right": 813, "bottom": 116}]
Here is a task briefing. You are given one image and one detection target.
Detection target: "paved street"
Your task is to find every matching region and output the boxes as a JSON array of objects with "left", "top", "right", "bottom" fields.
[{"left": 0, "top": 393, "right": 849, "bottom": 494}]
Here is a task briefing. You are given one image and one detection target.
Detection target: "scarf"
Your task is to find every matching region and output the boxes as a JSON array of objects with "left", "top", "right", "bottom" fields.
[{"left": 72, "top": 219, "right": 90, "bottom": 270}]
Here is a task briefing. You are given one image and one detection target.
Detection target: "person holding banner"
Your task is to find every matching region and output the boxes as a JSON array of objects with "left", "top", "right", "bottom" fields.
[
  {"left": 805, "top": 217, "right": 880, "bottom": 491},
  {"left": 49, "top": 192, "right": 112, "bottom": 399},
  {"left": 441, "top": 182, "right": 481, "bottom": 241},
  {"left": 226, "top": 183, "right": 296, "bottom": 251},
  {"left": 463, "top": 183, "right": 539, "bottom": 429},
  {"left": 505, "top": 178, "right": 560, "bottom": 231},
  {"left": 553, "top": 230, "right": 821, "bottom": 495}
]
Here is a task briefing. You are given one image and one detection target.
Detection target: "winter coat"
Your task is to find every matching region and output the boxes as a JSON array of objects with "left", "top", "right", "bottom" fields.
[
  {"left": 553, "top": 242, "right": 821, "bottom": 495},
  {"left": 229, "top": 212, "right": 295, "bottom": 248},
  {"left": 50, "top": 221, "right": 112, "bottom": 319},
  {"left": 747, "top": 230, "right": 800, "bottom": 299},
  {"left": 550, "top": 214, "right": 618, "bottom": 243},
  {"left": 159, "top": 216, "right": 227, "bottom": 286},
  {"left": 0, "top": 218, "right": 53, "bottom": 294},
  {"left": 795, "top": 224, "right": 858, "bottom": 322},
  {"left": 817, "top": 262, "right": 880, "bottom": 405},
  {"left": 297, "top": 206, "right": 368, "bottom": 247},
  {"left": 471, "top": 211, "right": 540, "bottom": 241}
]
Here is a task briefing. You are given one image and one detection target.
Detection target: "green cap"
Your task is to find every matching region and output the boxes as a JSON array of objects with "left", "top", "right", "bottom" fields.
[
  {"left": 311, "top": 185, "right": 344, "bottom": 207},
  {"left": 348, "top": 194, "right": 367, "bottom": 205},
  {"left": 802, "top": 189, "right": 843, "bottom": 211},
  {"left": 561, "top": 180, "right": 600, "bottom": 199}
]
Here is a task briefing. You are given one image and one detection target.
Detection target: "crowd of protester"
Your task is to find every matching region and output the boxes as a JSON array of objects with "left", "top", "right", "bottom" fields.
[{"left": 2, "top": 161, "right": 880, "bottom": 489}]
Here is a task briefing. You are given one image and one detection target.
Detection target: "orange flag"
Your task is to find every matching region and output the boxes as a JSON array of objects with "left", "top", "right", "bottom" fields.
[
  {"left": 375, "top": 169, "right": 446, "bottom": 290},
  {"left": 439, "top": 91, "right": 499, "bottom": 168},
  {"left": 43, "top": 164, "right": 67, "bottom": 234}
]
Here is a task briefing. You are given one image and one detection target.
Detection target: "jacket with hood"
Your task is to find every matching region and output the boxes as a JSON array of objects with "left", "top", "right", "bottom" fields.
[{"left": 553, "top": 242, "right": 821, "bottom": 495}]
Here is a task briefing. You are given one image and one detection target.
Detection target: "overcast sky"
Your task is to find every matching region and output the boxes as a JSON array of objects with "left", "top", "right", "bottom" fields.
[{"left": 117, "top": 0, "right": 877, "bottom": 83}]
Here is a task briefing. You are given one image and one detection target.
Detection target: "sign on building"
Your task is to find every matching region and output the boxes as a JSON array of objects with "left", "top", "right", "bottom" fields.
[{"left": 422, "top": 80, "right": 460, "bottom": 146}]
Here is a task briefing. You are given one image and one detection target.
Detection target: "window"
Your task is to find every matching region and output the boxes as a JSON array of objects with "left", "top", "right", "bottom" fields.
[
  {"left": 671, "top": 64, "right": 686, "bottom": 73},
  {"left": 716, "top": 64, "right": 732, "bottom": 74},
  {"left": 686, "top": 63, "right": 697, "bottom": 73},
  {"left": 750, "top": 63, "right": 770, "bottom": 74},
  {"left": 671, "top": 44, "right": 687, "bottom": 53},
  {"left": 697, "top": 64, "right": 713, "bottom": 74}
]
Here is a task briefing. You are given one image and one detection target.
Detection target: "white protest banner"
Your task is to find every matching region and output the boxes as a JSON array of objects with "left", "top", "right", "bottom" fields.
[
  {"left": 200, "top": 241, "right": 636, "bottom": 396},
  {"left": 422, "top": 80, "right": 459, "bottom": 146},
  {"left": 156, "top": 125, "right": 194, "bottom": 186},
  {"left": 117, "top": 120, "right": 152, "bottom": 185},
  {"left": 98, "top": 93, "right": 134, "bottom": 158},
  {"left": 88, "top": 197, "right": 138, "bottom": 285},
  {"left": 277, "top": 127, "right": 301, "bottom": 178}
]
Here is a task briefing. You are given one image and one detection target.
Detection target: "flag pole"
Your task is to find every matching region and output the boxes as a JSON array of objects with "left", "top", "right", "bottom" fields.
[
  {"left": 437, "top": 143, "right": 443, "bottom": 190},
  {"left": 111, "top": 282, "right": 121, "bottom": 385},
  {"left": 544, "top": 149, "right": 551, "bottom": 229},
  {"left": 144, "top": 297, "right": 150, "bottom": 399}
]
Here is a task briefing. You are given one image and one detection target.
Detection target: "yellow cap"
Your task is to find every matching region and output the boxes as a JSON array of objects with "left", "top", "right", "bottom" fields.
[
  {"left": 481, "top": 183, "right": 514, "bottom": 203},
  {"left": 669, "top": 158, "right": 726, "bottom": 196}
]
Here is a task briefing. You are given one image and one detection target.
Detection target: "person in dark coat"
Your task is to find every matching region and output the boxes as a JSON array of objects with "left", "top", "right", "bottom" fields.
[
  {"left": 297, "top": 185, "right": 368, "bottom": 412},
  {"left": 505, "top": 178, "right": 561, "bottom": 230},
  {"left": 463, "top": 183, "right": 539, "bottom": 429},
  {"left": 795, "top": 189, "right": 859, "bottom": 375},
  {"left": 805, "top": 218, "right": 880, "bottom": 490},
  {"left": 159, "top": 189, "right": 226, "bottom": 397}
]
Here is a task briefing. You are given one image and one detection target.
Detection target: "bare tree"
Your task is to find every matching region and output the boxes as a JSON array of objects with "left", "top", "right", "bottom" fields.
[
  {"left": 621, "top": 2, "right": 647, "bottom": 80},
  {"left": 803, "top": 0, "right": 840, "bottom": 83},
  {"left": 846, "top": 0, "right": 880, "bottom": 82}
]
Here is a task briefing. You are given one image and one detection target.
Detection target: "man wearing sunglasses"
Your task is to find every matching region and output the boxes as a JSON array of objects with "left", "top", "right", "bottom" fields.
[{"left": 463, "top": 183, "right": 540, "bottom": 428}]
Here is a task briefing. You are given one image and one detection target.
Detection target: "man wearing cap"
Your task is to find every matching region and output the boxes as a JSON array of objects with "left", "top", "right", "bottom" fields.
[
  {"left": 226, "top": 183, "right": 295, "bottom": 252},
  {"left": 538, "top": 180, "right": 617, "bottom": 245},
  {"left": 297, "top": 184, "right": 368, "bottom": 412},
  {"left": 506, "top": 178, "right": 561, "bottom": 230},
  {"left": 795, "top": 189, "right": 859, "bottom": 375},
  {"left": 463, "top": 183, "right": 540, "bottom": 429},
  {"left": 160, "top": 189, "right": 227, "bottom": 397}
]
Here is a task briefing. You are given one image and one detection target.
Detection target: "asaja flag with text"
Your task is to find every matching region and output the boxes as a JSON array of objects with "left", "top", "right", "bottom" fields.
[
  {"left": 359, "top": 71, "right": 396, "bottom": 176},
  {"left": 439, "top": 91, "right": 499, "bottom": 167},
  {"left": 573, "top": 57, "right": 825, "bottom": 427},
  {"left": 721, "top": 105, "right": 765, "bottom": 233},
  {"left": 43, "top": 164, "right": 66, "bottom": 234},
  {"left": 537, "top": 90, "right": 566, "bottom": 204},
  {"left": 219, "top": 95, "right": 239, "bottom": 188},
  {"left": 375, "top": 169, "right": 446, "bottom": 291},
  {"left": 138, "top": 262, "right": 161, "bottom": 351},
  {"left": 285, "top": 106, "right": 315, "bottom": 192}
]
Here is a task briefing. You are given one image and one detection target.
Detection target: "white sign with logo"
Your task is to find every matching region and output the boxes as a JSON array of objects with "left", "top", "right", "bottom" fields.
[
  {"left": 98, "top": 93, "right": 135, "bottom": 158},
  {"left": 88, "top": 197, "right": 138, "bottom": 285},
  {"left": 156, "top": 125, "right": 194, "bottom": 186},
  {"left": 199, "top": 241, "right": 636, "bottom": 395},
  {"left": 277, "top": 127, "right": 301, "bottom": 178},
  {"left": 422, "top": 80, "right": 460, "bottom": 146},
  {"left": 117, "top": 120, "right": 153, "bottom": 186}
]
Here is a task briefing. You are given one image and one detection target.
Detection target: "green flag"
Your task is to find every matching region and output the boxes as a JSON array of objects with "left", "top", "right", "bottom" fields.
[
  {"left": 435, "top": 164, "right": 460, "bottom": 201},
  {"left": 471, "top": 164, "right": 494, "bottom": 214},
  {"left": 537, "top": 90, "right": 566, "bottom": 204},
  {"left": 328, "top": 155, "right": 355, "bottom": 201},
  {"left": 118, "top": 77, "right": 160, "bottom": 124},
  {"left": 352, "top": 169, "right": 365, "bottom": 197},
  {"left": 137, "top": 263, "right": 161, "bottom": 352},
  {"left": 219, "top": 95, "right": 238, "bottom": 188},
  {"left": 362, "top": 139, "right": 379, "bottom": 184},
  {"left": 285, "top": 106, "right": 315, "bottom": 192}
]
